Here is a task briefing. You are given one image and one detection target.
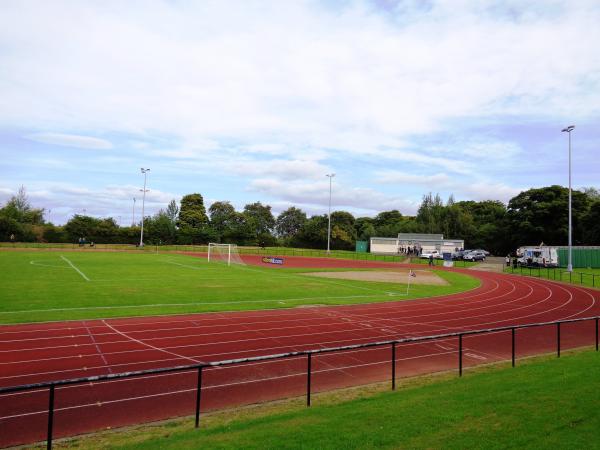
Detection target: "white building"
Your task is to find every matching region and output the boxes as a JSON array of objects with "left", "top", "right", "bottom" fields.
[{"left": 370, "top": 233, "right": 464, "bottom": 255}]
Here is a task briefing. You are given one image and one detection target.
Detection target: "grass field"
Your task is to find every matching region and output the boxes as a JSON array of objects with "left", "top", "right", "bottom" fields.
[
  {"left": 0, "top": 251, "right": 479, "bottom": 324},
  {"left": 60, "top": 349, "right": 600, "bottom": 449},
  {"left": 504, "top": 265, "right": 600, "bottom": 289}
]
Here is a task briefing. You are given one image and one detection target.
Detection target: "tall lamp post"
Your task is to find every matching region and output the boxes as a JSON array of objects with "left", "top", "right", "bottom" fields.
[
  {"left": 561, "top": 125, "right": 575, "bottom": 272},
  {"left": 132, "top": 197, "right": 136, "bottom": 226},
  {"left": 139, "top": 168, "right": 150, "bottom": 247},
  {"left": 326, "top": 173, "right": 335, "bottom": 254}
]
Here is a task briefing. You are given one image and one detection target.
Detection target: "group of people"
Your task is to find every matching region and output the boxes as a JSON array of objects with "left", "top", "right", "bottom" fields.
[
  {"left": 78, "top": 237, "right": 94, "bottom": 247},
  {"left": 397, "top": 245, "right": 422, "bottom": 256}
]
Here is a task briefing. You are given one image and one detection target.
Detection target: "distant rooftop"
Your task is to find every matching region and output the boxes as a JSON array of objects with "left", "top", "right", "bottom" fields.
[{"left": 397, "top": 233, "right": 444, "bottom": 240}]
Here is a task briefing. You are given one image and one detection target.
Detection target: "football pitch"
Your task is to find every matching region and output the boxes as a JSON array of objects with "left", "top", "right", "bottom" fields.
[{"left": 0, "top": 251, "right": 479, "bottom": 324}]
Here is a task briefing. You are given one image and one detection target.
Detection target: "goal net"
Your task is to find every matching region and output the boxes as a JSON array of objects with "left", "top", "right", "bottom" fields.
[{"left": 207, "top": 243, "right": 245, "bottom": 266}]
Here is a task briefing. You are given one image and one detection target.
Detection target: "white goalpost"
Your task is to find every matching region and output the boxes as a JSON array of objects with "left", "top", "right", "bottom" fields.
[{"left": 207, "top": 243, "right": 245, "bottom": 266}]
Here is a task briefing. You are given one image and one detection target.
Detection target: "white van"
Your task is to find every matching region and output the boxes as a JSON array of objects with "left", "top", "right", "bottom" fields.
[{"left": 516, "top": 246, "right": 559, "bottom": 267}]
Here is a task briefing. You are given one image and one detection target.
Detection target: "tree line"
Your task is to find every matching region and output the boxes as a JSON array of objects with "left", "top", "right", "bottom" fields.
[{"left": 1, "top": 185, "right": 600, "bottom": 255}]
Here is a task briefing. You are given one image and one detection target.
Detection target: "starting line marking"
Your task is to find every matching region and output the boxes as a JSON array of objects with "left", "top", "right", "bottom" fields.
[
  {"left": 60, "top": 256, "right": 90, "bottom": 281},
  {"left": 465, "top": 352, "right": 487, "bottom": 360}
]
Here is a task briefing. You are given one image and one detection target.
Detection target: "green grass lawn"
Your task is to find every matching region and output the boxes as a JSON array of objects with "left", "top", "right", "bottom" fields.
[
  {"left": 0, "top": 251, "right": 479, "bottom": 324},
  {"left": 60, "top": 349, "right": 600, "bottom": 450},
  {"left": 504, "top": 265, "right": 600, "bottom": 289}
]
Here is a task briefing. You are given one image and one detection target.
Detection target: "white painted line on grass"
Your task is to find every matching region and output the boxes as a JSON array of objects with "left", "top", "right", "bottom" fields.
[
  {"left": 0, "top": 293, "right": 385, "bottom": 315},
  {"left": 60, "top": 255, "right": 90, "bottom": 281}
]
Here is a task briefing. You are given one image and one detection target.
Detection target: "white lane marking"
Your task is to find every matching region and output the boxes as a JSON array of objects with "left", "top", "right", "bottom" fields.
[
  {"left": 101, "top": 320, "right": 202, "bottom": 364},
  {"left": 464, "top": 352, "right": 487, "bottom": 361},
  {"left": 30, "top": 261, "right": 70, "bottom": 269},
  {"left": 435, "top": 343, "right": 453, "bottom": 351},
  {"left": 60, "top": 255, "right": 90, "bottom": 281},
  {"left": 0, "top": 294, "right": 386, "bottom": 315},
  {"left": 83, "top": 321, "right": 112, "bottom": 374},
  {"left": 165, "top": 260, "right": 204, "bottom": 270}
]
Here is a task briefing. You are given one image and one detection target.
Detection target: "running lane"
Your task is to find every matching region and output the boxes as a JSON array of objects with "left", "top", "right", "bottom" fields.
[{"left": 1, "top": 264, "right": 599, "bottom": 447}]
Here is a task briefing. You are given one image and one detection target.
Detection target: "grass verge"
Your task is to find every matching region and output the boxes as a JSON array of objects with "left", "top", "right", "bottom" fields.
[{"left": 55, "top": 349, "right": 600, "bottom": 449}]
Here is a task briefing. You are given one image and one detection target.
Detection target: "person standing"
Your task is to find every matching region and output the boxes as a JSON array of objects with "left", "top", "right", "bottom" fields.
[
  {"left": 429, "top": 254, "right": 434, "bottom": 267},
  {"left": 505, "top": 255, "right": 510, "bottom": 267}
]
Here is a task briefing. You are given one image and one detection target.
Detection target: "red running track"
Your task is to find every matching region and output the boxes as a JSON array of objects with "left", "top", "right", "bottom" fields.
[{"left": 1, "top": 256, "right": 600, "bottom": 447}]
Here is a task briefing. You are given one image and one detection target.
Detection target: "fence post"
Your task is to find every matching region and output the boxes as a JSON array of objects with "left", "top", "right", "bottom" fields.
[
  {"left": 307, "top": 353, "right": 312, "bottom": 407},
  {"left": 458, "top": 334, "right": 463, "bottom": 377},
  {"left": 391, "top": 342, "right": 396, "bottom": 391},
  {"left": 557, "top": 322, "right": 561, "bottom": 358},
  {"left": 47, "top": 384, "right": 55, "bottom": 450},
  {"left": 596, "top": 317, "right": 598, "bottom": 351},
  {"left": 195, "top": 366, "right": 203, "bottom": 428},
  {"left": 511, "top": 328, "right": 516, "bottom": 367},
  {"left": 569, "top": 271, "right": 572, "bottom": 284}
]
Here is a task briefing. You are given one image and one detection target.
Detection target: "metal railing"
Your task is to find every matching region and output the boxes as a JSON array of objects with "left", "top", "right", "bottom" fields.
[
  {"left": 1, "top": 316, "right": 599, "bottom": 449},
  {"left": 506, "top": 265, "right": 599, "bottom": 288}
]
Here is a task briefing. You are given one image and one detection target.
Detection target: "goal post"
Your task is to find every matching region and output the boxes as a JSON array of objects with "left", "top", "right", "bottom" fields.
[{"left": 207, "top": 243, "right": 245, "bottom": 266}]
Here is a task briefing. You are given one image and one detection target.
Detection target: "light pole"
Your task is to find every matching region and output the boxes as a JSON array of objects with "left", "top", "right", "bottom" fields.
[
  {"left": 132, "top": 197, "right": 136, "bottom": 226},
  {"left": 561, "top": 125, "right": 575, "bottom": 272},
  {"left": 139, "top": 168, "right": 150, "bottom": 247},
  {"left": 326, "top": 173, "right": 335, "bottom": 254}
]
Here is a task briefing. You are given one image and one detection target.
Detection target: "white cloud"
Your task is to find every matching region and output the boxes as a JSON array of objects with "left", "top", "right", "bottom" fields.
[
  {"left": 26, "top": 133, "right": 113, "bottom": 150},
  {"left": 1, "top": 1, "right": 600, "bottom": 217},
  {"left": 2, "top": 1, "right": 599, "bottom": 142},
  {"left": 249, "top": 178, "right": 418, "bottom": 213},
  {"left": 377, "top": 171, "right": 521, "bottom": 203},
  {"left": 231, "top": 159, "right": 331, "bottom": 181}
]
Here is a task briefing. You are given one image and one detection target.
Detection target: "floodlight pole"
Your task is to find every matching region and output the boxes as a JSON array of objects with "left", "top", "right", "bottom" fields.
[
  {"left": 561, "top": 126, "right": 575, "bottom": 272},
  {"left": 132, "top": 197, "right": 136, "bottom": 226},
  {"left": 326, "top": 173, "right": 335, "bottom": 254},
  {"left": 139, "top": 168, "right": 150, "bottom": 247}
]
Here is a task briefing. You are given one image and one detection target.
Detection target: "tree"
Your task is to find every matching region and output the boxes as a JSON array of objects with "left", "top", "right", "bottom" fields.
[
  {"left": 209, "top": 201, "right": 237, "bottom": 241},
  {"left": 294, "top": 215, "right": 328, "bottom": 248},
  {"left": 415, "top": 193, "right": 447, "bottom": 234},
  {"left": 355, "top": 217, "right": 376, "bottom": 241},
  {"left": 583, "top": 187, "right": 600, "bottom": 201},
  {"left": 178, "top": 194, "right": 208, "bottom": 229},
  {"left": 145, "top": 211, "right": 177, "bottom": 244},
  {"left": 165, "top": 200, "right": 179, "bottom": 224},
  {"left": 243, "top": 202, "right": 275, "bottom": 245},
  {"left": 0, "top": 186, "right": 44, "bottom": 224},
  {"left": 506, "top": 185, "right": 589, "bottom": 249},
  {"left": 583, "top": 200, "right": 600, "bottom": 245},
  {"left": 330, "top": 211, "right": 356, "bottom": 250},
  {"left": 275, "top": 207, "right": 307, "bottom": 240},
  {"left": 373, "top": 210, "right": 403, "bottom": 228},
  {"left": 64, "top": 215, "right": 101, "bottom": 241}
]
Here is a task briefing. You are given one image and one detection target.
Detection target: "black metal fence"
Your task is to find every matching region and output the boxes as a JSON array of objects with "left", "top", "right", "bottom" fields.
[
  {"left": 1, "top": 316, "right": 599, "bottom": 449},
  {"left": 507, "top": 265, "right": 599, "bottom": 288}
]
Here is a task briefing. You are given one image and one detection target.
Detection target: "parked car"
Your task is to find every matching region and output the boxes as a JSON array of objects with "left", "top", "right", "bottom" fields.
[
  {"left": 452, "top": 250, "right": 466, "bottom": 260},
  {"left": 420, "top": 250, "right": 443, "bottom": 259},
  {"left": 463, "top": 250, "right": 486, "bottom": 261},
  {"left": 472, "top": 249, "right": 490, "bottom": 256}
]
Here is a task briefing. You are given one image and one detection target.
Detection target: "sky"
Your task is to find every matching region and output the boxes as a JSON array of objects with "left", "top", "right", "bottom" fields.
[{"left": 0, "top": 0, "right": 599, "bottom": 226}]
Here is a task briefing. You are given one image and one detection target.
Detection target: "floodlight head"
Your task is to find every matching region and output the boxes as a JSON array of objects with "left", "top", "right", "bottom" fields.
[
  {"left": 326, "top": 173, "right": 335, "bottom": 178},
  {"left": 561, "top": 125, "right": 575, "bottom": 132},
  {"left": 141, "top": 167, "right": 150, "bottom": 173}
]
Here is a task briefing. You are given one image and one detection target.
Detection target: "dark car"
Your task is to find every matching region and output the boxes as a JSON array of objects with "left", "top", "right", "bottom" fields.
[{"left": 451, "top": 250, "right": 466, "bottom": 260}]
